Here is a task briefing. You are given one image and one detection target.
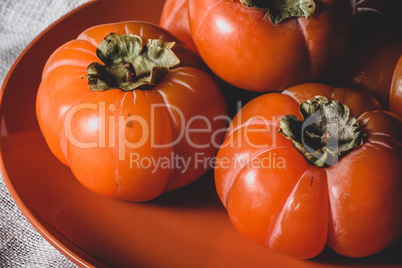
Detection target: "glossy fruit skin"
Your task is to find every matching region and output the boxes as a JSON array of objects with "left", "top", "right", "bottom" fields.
[
  {"left": 390, "top": 55, "right": 402, "bottom": 118},
  {"left": 356, "top": 0, "right": 402, "bottom": 37},
  {"left": 36, "top": 21, "right": 227, "bottom": 202},
  {"left": 188, "top": 0, "right": 356, "bottom": 92},
  {"left": 215, "top": 83, "right": 402, "bottom": 259},
  {"left": 333, "top": 8, "right": 402, "bottom": 109},
  {"left": 160, "top": 0, "right": 198, "bottom": 54}
]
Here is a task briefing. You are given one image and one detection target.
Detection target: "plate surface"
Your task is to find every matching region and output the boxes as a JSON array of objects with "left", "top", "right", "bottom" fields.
[{"left": 0, "top": 0, "right": 401, "bottom": 267}]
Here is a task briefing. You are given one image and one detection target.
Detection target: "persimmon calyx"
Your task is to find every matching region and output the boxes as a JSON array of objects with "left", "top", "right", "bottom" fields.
[
  {"left": 86, "top": 33, "right": 180, "bottom": 91},
  {"left": 279, "top": 96, "right": 364, "bottom": 167},
  {"left": 239, "top": 0, "right": 316, "bottom": 24}
]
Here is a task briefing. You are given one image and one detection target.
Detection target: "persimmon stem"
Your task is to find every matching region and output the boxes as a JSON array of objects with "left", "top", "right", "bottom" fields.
[{"left": 123, "top": 62, "right": 136, "bottom": 82}]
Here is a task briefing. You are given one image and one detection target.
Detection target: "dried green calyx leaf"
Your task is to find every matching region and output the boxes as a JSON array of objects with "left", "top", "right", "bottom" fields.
[
  {"left": 279, "top": 96, "right": 364, "bottom": 167},
  {"left": 240, "top": 0, "right": 316, "bottom": 24},
  {"left": 86, "top": 33, "right": 180, "bottom": 91}
]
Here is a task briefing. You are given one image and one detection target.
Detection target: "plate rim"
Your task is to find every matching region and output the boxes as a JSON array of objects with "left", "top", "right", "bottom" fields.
[{"left": 0, "top": 0, "right": 106, "bottom": 267}]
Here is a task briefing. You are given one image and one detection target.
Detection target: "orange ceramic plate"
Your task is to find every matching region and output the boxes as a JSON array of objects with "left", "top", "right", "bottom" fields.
[{"left": 0, "top": 0, "right": 401, "bottom": 267}]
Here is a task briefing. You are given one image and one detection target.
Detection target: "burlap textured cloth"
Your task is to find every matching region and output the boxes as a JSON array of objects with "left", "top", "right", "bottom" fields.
[{"left": 0, "top": 1, "right": 90, "bottom": 266}]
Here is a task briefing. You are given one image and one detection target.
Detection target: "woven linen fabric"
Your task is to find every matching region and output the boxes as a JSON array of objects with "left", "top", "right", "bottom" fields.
[{"left": 0, "top": 0, "right": 90, "bottom": 267}]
